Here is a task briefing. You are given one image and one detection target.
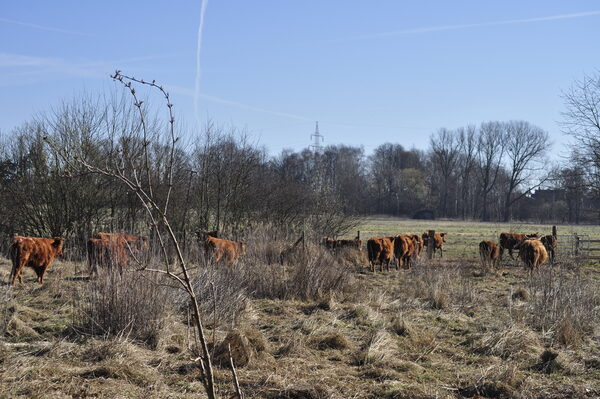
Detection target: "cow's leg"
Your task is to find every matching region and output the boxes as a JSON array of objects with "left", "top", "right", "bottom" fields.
[{"left": 508, "top": 248, "right": 514, "bottom": 259}]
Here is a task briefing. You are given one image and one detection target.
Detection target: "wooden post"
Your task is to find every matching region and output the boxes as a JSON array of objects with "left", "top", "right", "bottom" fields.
[
  {"left": 552, "top": 226, "right": 557, "bottom": 238},
  {"left": 357, "top": 230, "right": 360, "bottom": 240},
  {"left": 574, "top": 233, "right": 580, "bottom": 258},
  {"left": 427, "top": 230, "right": 435, "bottom": 260}
]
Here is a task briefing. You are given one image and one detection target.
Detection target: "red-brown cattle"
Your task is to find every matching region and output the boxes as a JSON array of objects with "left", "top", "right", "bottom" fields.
[
  {"left": 203, "top": 236, "right": 246, "bottom": 263},
  {"left": 367, "top": 237, "right": 395, "bottom": 272},
  {"left": 499, "top": 232, "right": 538, "bottom": 260},
  {"left": 516, "top": 239, "right": 548, "bottom": 271},
  {"left": 10, "top": 236, "right": 64, "bottom": 285},
  {"left": 87, "top": 232, "right": 148, "bottom": 275},
  {"left": 394, "top": 235, "right": 416, "bottom": 269},
  {"left": 540, "top": 235, "right": 557, "bottom": 263},
  {"left": 479, "top": 240, "right": 500, "bottom": 271},
  {"left": 421, "top": 232, "right": 447, "bottom": 257},
  {"left": 406, "top": 233, "right": 424, "bottom": 258}
]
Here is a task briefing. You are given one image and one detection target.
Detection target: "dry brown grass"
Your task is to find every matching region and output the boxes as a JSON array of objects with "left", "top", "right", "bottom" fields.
[{"left": 1, "top": 242, "right": 599, "bottom": 398}]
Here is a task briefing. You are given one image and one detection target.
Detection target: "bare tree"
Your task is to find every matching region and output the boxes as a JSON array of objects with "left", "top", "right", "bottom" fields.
[
  {"left": 456, "top": 125, "right": 477, "bottom": 219},
  {"left": 561, "top": 71, "right": 600, "bottom": 192},
  {"left": 430, "top": 128, "right": 461, "bottom": 217},
  {"left": 501, "top": 120, "right": 551, "bottom": 222},
  {"left": 476, "top": 122, "right": 506, "bottom": 221}
]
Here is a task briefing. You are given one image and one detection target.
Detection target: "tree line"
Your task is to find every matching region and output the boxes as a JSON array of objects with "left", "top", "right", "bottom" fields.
[{"left": 1, "top": 72, "right": 599, "bottom": 242}]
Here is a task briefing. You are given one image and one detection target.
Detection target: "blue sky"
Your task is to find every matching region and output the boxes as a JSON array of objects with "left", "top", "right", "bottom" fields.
[{"left": 1, "top": 1, "right": 599, "bottom": 157}]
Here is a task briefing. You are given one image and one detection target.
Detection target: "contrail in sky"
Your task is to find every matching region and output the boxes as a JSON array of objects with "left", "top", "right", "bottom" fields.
[
  {"left": 0, "top": 17, "right": 90, "bottom": 36},
  {"left": 341, "top": 10, "right": 600, "bottom": 41},
  {"left": 194, "top": 0, "right": 209, "bottom": 128}
]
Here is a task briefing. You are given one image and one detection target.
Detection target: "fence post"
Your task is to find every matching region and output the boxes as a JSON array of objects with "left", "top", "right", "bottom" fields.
[
  {"left": 357, "top": 230, "right": 360, "bottom": 240},
  {"left": 574, "top": 233, "right": 580, "bottom": 258},
  {"left": 427, "top": 230, "right": 435, "bottom": 260}
]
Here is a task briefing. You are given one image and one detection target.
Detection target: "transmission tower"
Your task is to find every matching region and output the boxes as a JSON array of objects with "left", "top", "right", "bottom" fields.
[{"left": 310, "top": 121, "right": 324, "bottom": 153}]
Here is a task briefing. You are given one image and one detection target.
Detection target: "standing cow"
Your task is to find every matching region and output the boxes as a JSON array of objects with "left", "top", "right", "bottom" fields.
[
  {"left": 10, "top": 236, "right": 64, "bottom": 285},
  {"left": 499, "top": 232, "right": 538, "bottom": 260},
  {"left": 87, "top": 232, "right": 148, "bottom": 276},
  {"left": 479, "top": 240, "right": 500, "bottom": 272},
  {"left": 367, "top": 237, "right": 395, "bottom": 272},
  {"left": 421, "top": 232, "right": 446, "bottom": 257},
  {"left": 516, "top": 239, "right": 548, "bottom": 272}
]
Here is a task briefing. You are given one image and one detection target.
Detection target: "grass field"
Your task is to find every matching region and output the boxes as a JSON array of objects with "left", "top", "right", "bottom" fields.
[{"left": 1, "top": 218, "right": 599, "bottom": 398}]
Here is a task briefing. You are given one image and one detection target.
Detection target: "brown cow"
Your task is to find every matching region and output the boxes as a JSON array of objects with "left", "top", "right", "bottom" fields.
[
  {"left": 203, "top": 236, "right": 246, "bottom": 263},
  {"left": 421, "top": 232, "right": 446, "bottom": 257},
  {"left": 499, "top": 232, "right": 538, "bottom": 260},
  {"left": 516, "top": 239, "right": 548, "bottom": 271},
  {"left": 394, "top": 235, "right": 416, "bottom": 269},
  {"left": 479, "top": 240, "right": 500, "bottom": 272},
  {"left": 540, "top": 235, "right": 557, "bottom": 263},
  {"left": 406, "top": 233, "right": 424, "bottom": 258},
  {"left": 9, "top": 236, "right": 64, "bottom": 285},
  {"left": 367, "top": 236, "right": 394, "bottom": 272},
  {"left": 88, "top": 232, "right": 148, "bottom": 275}
]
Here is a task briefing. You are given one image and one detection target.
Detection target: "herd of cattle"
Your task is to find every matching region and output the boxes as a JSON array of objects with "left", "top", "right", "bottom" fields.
[
  {"left": 6, "top": 228, "right": 558, "bottom": 285},
  {"left": 325, "top": 231, "right": 557, "bottom": 273}
]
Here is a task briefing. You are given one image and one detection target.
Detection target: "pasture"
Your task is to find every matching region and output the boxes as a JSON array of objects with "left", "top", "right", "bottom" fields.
[{"left": 0, "top": 219, "right": 599, "bottom": 398}]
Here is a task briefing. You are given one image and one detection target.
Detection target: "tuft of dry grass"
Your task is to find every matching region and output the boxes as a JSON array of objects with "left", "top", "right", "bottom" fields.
[
  {"left": 512, "top": 286, "right": 530, "bottom": 301},
  {"left": 74, "top": 271, "right": 169, "bottom": 348},
  {"left": 475, "top": 323, "right": 542, "bottom": 361}
]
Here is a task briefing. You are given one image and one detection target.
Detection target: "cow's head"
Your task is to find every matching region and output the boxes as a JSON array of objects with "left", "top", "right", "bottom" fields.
[
  {"left": 52, "top": 237, "right": 65, "bottom": 257},
  {"left": 440, "top": 232, "right": 447, "bottom": 242}
]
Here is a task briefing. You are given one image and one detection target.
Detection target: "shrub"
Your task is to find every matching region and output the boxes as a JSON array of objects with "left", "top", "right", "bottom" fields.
[{"left": 74, "top": 271, "right": 169, "bottom": 347}]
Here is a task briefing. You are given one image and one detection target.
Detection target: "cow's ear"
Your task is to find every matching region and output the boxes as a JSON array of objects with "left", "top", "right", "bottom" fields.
[
  {"left": 440, "top": 233, "right": 446, "bottom": 237},
  {"left": 52, "top": 237, "right": 63, "bottom": 247}
]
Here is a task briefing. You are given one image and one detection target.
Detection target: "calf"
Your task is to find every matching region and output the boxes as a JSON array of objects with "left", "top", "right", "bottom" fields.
[
  {"left": 499, "top": 232, "right": 538, "bottom": 260},
  {"left": 367, "top": 237, "right": 394, "bottom": 272},
  {"left": 421, "top": 232, "right": 446, "bottom": 257},
  {"left": 516, "top": 239, "right": 548, "bottom": 271},
  {"left": 10, "top": 236, "right": 64, "bottom": 285},
  {"left": 479, "top": 240, "right": 500, "bottom": 271}
]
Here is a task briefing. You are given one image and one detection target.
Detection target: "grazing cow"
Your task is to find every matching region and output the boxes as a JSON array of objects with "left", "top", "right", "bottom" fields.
[
  {"left": 540, "top": 235, "right": 557, "bottom": 263},
  {"left": 9, "top": 236, "right": 64, "bottom": 285},
  {"left": 367, "top": 237, "right": 394, "bottom": 272},
  {"left": 499, "top": 232, "right": 538, "bottom": 260},
  {"left": 516, "top": 239, "right": 548, "bottom": 272},
  {"left": 394, "top": 235, "right": 416, "bottom": 269},
  {"left": 87, "top": 232, "right": 148, "bottom": 275},
  {"left": 202, "top": 236, "right": 246, "bottom": 263},
  {"left": 479, "top": 240, "right": 500, "bottom": 271},
  {"left": 421, "top": 232, "right": 447, "bottom": 257},
  {"left": 406, "top": 233, "right": 424, "bottom": 258}
]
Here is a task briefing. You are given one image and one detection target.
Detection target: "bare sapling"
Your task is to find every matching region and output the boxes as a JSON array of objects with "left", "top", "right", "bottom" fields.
[{"left": 44, "top": 71, "right": 220, "bottom": 398}]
